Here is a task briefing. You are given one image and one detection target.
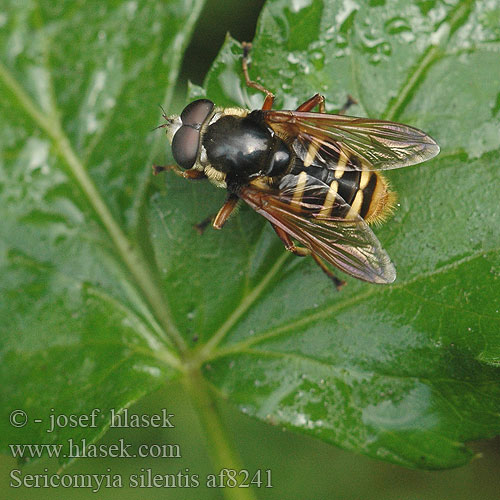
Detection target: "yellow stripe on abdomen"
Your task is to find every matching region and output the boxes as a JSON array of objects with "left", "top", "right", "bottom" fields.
[
  {"left": 345, "top": 190, "right": 364, "bottom": 220},
  {"left": 335, "top": 149, "right": 349, "bottom": 179},
  {"left": 318, "top": 180, "right": 339, "bottom": 217},
  {"left": 291, "top": 171, "right": 308, "bottom": 207},
  {"left": 303, "top": 141, "right": 321, "bottom": 167},
  {"left": 359, "top": 170, "right": 372, "bottom": 190}
]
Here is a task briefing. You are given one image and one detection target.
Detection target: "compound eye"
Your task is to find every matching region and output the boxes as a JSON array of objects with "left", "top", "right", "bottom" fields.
[
  {"left": 172, "top": 126, "right": 200, "bottom": 169},
  {"left": 180, "top": 99, "right": 214, "bottom": 128}
]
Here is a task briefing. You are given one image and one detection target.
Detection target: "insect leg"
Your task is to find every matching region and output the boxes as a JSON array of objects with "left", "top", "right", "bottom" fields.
[
  {"left": 337, "top": 95, "right": 358, "bottom": 115},
  {"left": 271, "top": 223, "right": 346, "bottom": 290},
  {"left": 213, "top": 194, "right": 240, "bottom": 230},
  {"left": 296, "top": 93, "right": 357, "bottom": 115},
  {"left": 194, "top": 194, "right": 239, "bottom": 234},
  {"left": 271, "top": 223, "right": 310, "bottom": 256},
  {"left": 193, "top": 216, "right": 213, "bottom": 235},
  {"left": 241, "top": 42, "right": 275, "bottom": 110},
  {"left": 310, "top": 254, "right": 346, "bottom": 290},
  {"left": 152, "top": 165, "right": 207, "bottom": 180},
  {"left": 295, "top": 93, "right": 326, "bottom": 113}
]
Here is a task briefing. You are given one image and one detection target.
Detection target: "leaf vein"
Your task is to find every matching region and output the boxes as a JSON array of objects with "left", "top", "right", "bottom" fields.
[{"left": 211, "top": 247, "right": 500, "bottom": 356}]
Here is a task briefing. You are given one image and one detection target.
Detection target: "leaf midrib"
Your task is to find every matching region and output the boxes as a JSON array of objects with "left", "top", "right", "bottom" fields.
[
  {"left": 0, "top": 56, "right": 187, "bottom": 356},
  {"left": 0, "top": 2, "right": 211, "bottom": 366}
]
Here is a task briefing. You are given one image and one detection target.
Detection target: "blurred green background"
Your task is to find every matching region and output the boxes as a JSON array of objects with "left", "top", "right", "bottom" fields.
[{"left": 1, "top": 0, "right": 499, "bottom": 498}]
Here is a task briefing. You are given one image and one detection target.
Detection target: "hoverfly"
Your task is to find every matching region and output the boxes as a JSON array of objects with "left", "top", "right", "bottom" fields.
[{"left": 154, "top": 42, "right": 439, "bottom": 287}]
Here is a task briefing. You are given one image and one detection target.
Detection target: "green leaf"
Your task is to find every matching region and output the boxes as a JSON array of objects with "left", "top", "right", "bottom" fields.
[
  {"left": 0, "top": 0, "right": 205, "bottom": 465},
  {"left": 1, "top": 0, "right": 499, "bottom": 475}
]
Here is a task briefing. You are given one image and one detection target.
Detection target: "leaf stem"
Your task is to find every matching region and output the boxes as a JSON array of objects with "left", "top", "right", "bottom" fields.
[{"left": 182, "top": 366, "right": 258, "bottom": 500}]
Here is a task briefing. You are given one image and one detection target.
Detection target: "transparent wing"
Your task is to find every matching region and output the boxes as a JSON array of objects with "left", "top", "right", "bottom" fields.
[
  {"left": 240, "top": 174, "right": 396, "bottom": 284},
  {"left": 264, "top": 110, "right": 440, "bottom": 171}
]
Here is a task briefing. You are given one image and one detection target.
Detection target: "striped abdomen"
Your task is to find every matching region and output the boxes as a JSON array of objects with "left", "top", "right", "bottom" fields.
[{"left": 285, "top": 160, "right": 395, "bottom": 224}]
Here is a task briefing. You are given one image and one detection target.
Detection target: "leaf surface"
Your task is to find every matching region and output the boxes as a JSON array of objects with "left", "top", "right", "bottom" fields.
[
  {"left": 0, "top": 0, "right": 205, "bottom": 463},
  {"left": 1, "top": 0, "right": 499, "bottom": 470}
]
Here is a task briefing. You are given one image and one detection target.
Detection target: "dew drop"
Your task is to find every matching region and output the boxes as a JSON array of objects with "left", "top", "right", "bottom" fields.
[
  {"left": 290, "top": 0, "right": 313, "bottom": 12},
  {"left": 310, "top": 51, "right": 324, "bottom": 70}
]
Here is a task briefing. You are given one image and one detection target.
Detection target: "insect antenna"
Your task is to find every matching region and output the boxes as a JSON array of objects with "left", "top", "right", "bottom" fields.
[
  {"left": 152, "top": 104, "right": 171, "bottom": 131},
  {"left": 159, "top": 104, "right": 168, "bottom": 119}
]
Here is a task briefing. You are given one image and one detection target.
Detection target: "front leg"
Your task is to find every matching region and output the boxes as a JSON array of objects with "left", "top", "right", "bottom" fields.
[{"left": 153, "top": 164, "right": 207, "bottom": 180}]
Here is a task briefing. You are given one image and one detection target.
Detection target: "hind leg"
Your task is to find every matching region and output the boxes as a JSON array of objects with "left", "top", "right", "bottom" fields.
[{"left": 270, "top": 224, "right": 346, "bottom": 290}]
